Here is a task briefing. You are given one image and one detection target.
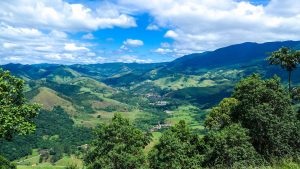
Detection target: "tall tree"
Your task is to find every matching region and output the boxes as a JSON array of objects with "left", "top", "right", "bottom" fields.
[
  {"left": 0, "top": 69, "right": 39, "bottom": 168},
  {"left": 203, "top": 124, "right": 261, "bottom": 168},
  {"left": 148, "top": 121, "right": 204, "bottom": 169},
  {"left": 84, "top": 114, "right": 151, "bottom": 169},
  {"left": 267, "top": 47, "right": 300, "bottom": 91},
  {"left": 0, "top": 69, "right": 40, "bottom": 140},
  {"left": 203, "top": 74, "right": 300, "bottom": 166},
  {"left": 232, "top": 74, "right": 299, "bottom": 157}
]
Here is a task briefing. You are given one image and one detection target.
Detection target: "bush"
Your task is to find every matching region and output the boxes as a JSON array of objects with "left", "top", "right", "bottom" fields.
[
  {"left": 203, "top": 124, "right": 263, "bottom": 167},
  {"left": 84, "top": 114, "right": 151, "bottom": 169},
  {"left": 148, "top": 121, "right": 204, "bottom": 169},
  {"left": 0, "top": 155, "right": 16, "bottom": 169}
]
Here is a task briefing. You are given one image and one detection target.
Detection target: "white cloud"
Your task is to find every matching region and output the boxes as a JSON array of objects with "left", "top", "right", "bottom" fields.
[
  {"left": 154, "top": 48, "right": 173, "bottom": 54},
  {"left": 164, "top": 30, "right": 178, "bottom": 39},
  {"left": 2, "top": 42, "right": 19, "bottom": 49},
  {"left": 0, "top": 23, "right": 43, "bottom": 40},
  {"left": 64, "top": 43, "right": 89, "bottom": 51},
  {"left": 146, "top": 24, "right": 159, "bottom": 30},
  {"left": 35, "top": 45, "right": 53, "bottom": 51},
  {"left": 117, "top": 55, "right": 153, "bottom": 63},
  {"left": 0, "top": 24, "right": 103, "bottom": 64},
  {"left": 123, "top": 39, "right": 144, "bottom": 47},
  {"left": 0, "top": 0, "right": 136, "bottom": 32},
  {"left": 119, "top": 0, "right": 300, "bottom": 55}
]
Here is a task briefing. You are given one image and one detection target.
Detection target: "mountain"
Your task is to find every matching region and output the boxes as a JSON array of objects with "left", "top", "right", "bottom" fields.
[
  {"left": 167, "top": 41, "right": 300, "bottom": 73},
  {"left": 2, "top": 40, "right": 300, "bottom": 163}
]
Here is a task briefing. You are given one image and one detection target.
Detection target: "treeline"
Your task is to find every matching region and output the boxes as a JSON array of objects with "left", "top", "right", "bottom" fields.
[
  {"left": 84, "top": 74, "right": 300, "bottom": 169},
  {"left": 0, "top": 107, "right": 93, "bottom": 161}
]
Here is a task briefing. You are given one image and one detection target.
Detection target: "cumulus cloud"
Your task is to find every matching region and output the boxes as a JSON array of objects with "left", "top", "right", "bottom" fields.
[
  {"left": 64, "top": 43, "right": 89, "bottom": 51},
  {"left": 146, "top": 24, "right": 159, "bottom": 30},
  {"left": 117, "top": 55, "right": 153, "bottom": 63},
  {"left": 2, "top": 42, "right": 19, "bottom": 49},
  {"left": 154, "top": 48, "right": 173, "bottom": 54},
  {"left": 0, "top": 0, "right": 139, "bottom": 64},
  {"left": 0, "top": 24, "right": 100, "bottom": 64},
  {"left": 119, "top": 0, "right": 300, "bottom": 55},
  {"left": 123, "top": 39, "right": 144, "bottom": 47},
  {"left": 0, "top": 0, "right": 136, "bottom": 32},
  {"left": 164, "top": 30, "right": 179, "bottom": 39}
]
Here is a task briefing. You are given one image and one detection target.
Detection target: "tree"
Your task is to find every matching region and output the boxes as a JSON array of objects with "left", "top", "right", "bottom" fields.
[
  {"left": 0, "top": 69, "right": 40, "bottom": 140},
  {"left": 0, "top": 155, "right": 16, "bottom": 169},
  {"left": 203, "top": 124, "right": 261, "bottom": 168},
  {"left": 267, "top": 47, "right": 300, "bottom": 91},
  {"left": 204, "top": 98, "right": 239, "bottom": 130},
  {"left": 84, "top": 114, "right": 151, "bottom": 169},
  {"left": 203, "top": 74, "right": 300, "bottom": 166},
  {"left": 232, "top": 74, "right": 299, "bottom": 157},
  {"left": 148, "top": 121, "right": 204, "bottom": 169}
]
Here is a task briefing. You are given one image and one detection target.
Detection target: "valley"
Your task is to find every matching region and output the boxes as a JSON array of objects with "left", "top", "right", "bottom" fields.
[{"left": 1, "top": 41, "right": 300, "bottom": 168}]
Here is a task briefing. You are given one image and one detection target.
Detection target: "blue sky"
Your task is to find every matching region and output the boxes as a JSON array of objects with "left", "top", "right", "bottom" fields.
[{"left": 0, "top": 0, "right": 299, "bottom": 64}]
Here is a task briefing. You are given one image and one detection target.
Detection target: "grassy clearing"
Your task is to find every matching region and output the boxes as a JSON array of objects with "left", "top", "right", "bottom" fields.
[
  {"left": 31, "top": 87, "right": 77, "bottom": 115},
  {"left": 145, "top": 132, "right": 162, "bottom": 154},
  {"left": 154, "top": 75, "right": 216, "bottom": 90},
  {"left": 16, "top": 153, "right": 83, "bottom": 169},
  {"left": 165, "top": 105, "right": 205, "bottom": 130},
  {"left": 74, "top": 109, "right": 147, "bottom": 127},
  {"left": 17, "top": 164, "right": 64, "bottom": 169}
]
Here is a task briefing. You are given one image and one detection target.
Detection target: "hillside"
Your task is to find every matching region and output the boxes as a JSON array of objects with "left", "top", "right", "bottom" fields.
[
  {"left": 167, "top": 41, "right": 300, "bottom": 72},
  {"left": 2, "top": 40, "right": 300, "bottom": 168}
]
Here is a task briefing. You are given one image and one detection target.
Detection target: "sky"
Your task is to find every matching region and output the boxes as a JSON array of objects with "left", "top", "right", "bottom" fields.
[{"left": 0, "top": 0, "right": 300, "bottom": 64}]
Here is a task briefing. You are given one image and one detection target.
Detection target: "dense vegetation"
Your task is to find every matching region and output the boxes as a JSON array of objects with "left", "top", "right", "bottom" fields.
[
  {"left": 84, "top": 114, "right": 151, "bottom": 169},
  {"left": 0, "top": 69, "right": 40, "bottom": 140},
  {"left": 0, "top": 107, "right": 92, "bottom": 162},
  {"left": 1, "top": 42, "right": 300, "bottom": 168},
  {"left": 85, "top": 74, "right": 300, "bottom": 168}
]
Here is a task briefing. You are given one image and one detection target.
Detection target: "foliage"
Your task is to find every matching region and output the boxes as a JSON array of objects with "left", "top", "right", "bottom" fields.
[
  {"left": 232, "top": 74, "right": 299, "bottom": 158},
  {"left": 203, "top": 124, "right": 262, "bottom": 167},
  {"left": 203, "top": 74, "right": 300, "bottom": 168},
  {"left": 148, "top": 121, "right": 204, "bottom": 169},
  {"left": 84, "top": 114, "right": 151, "bottom": 169},
  {"left": 0, "top": 155, "right": 16, "bottom": 169},
  {"left": 267, "top": 47, "right": 300, "bottom": 91},
  {"left": 204, "top": 98, "right": 238, "bottom": 130},
  {"left": 65, "top": 163, "right": 80, "bottom": 169},
  {"left": 0, "top": 69, "right": 40, "bottom": 140},
  {"left": 0, "top": 107, "right": 92, "bottom": 161}
]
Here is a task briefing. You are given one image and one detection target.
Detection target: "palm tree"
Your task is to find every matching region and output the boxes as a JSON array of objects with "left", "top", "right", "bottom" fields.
[{"left": 267, "top": 47, "right": 300, "bottom": 92}]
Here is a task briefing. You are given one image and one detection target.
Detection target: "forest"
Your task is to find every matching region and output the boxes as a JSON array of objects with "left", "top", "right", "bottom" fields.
[{"left": 1, "top": 46, "right": 300, "bottom": 169}]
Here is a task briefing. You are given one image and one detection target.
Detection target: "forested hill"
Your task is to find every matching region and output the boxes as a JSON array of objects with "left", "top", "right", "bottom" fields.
[
  {"left": 1, "top": 40, "right": 300, "bottom": 168},
  {"left": 166, "top": 40, "right": 300, "bottom": 72}
]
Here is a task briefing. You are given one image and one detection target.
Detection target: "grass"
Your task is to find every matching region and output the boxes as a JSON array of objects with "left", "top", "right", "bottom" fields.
[
  {"left": 31, "top": 87, "right": 77, "bottom": 115},
  {"left": 154, "top": 75, "right": 214, "bottom": 90},
  {"left": 144, "top": 132, "right": 162, "bottom": 154},
  {"left": 17, "top": 164, "right": 64, "bottom": 169},
  {"left": 165, "top": 105, "right": 205, "bottom": 131},
  {"left": 74, "top": 109, "right": 147, "bottom": 127},
  {"left": 16, "top": 151, "right": 83, "bottom": 169}
]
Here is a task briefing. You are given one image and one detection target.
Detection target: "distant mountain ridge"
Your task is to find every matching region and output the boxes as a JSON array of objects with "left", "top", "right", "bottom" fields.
[
  {"left": 2, "top": 41, "right": 300, "bottom": 75},
  {"left": 166, "top": 41, "right": 300, "bottom": 73}
]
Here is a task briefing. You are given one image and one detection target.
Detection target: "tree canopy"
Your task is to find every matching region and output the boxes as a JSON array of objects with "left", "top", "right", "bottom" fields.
[
  {"left": 203, "top": 74, "right": 300, "bottom": 167},
  {"left": 148, "top": 120, "right": 204, "bottom": 169},
  {"left": 84, "top": 114, "right": 151, "bottom": 169},
  {"left": 0, "top": 69, "right": 40, "bottom": 140},
  {"left": 267, "top": 47, "right": 300, "bottom": 91}
]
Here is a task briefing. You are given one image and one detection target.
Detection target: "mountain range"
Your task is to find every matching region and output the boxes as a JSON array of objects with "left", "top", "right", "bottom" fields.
[{"left": 2, "top": 40, "right": 300, "bottom": 163}]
